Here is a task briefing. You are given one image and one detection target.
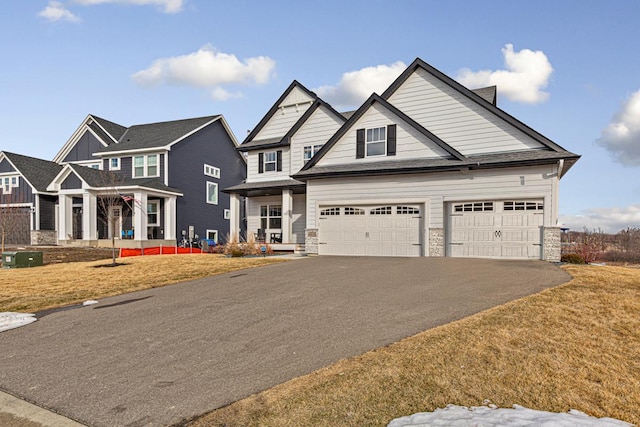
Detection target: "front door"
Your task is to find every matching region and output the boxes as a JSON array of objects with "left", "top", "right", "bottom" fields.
[{"left": 109, "top": 206, "right": 122, "bottom": 239}]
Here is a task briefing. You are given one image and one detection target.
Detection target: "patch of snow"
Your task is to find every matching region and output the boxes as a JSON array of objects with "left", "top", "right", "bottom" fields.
[
  {"left": 83, "top": 300, "right": 99, "bottom": 306},
  {"left": 387, "top": 404, "right": 633, "bottom": 427},
  {"left": 0, "top": 312, "right": 37, "bottom": 333}
]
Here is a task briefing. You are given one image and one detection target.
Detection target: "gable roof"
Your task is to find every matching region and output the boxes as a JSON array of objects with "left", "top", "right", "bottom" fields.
[
  {"left": 90, "top": 115, "right": 128, "bottom": 143},
  {"left": 97, "top": 115, "right": 222, "bottom": 154},
  {"left": 299, "top": 92, "right": 468, "bottom": 172},
  {"left": 471, "top": 86, "right": 497, "bottom": 105},
  {"left": 381, "top": 58, "right": 570, "bottom": 153},
  {"left": 48, "top": 163, "right": 182, "bottom": 195},
  {"left": 240, "top": 80, "right": 319, "bottom": 148},
  {"left": 238, "top": 97, "right": 346, "bottom": 152},
  {"left": 1, "top": 151, "right": 63, "bottom": 192}
]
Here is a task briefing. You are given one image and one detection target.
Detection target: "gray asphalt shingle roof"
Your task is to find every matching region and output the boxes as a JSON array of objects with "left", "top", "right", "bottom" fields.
[
  {"left": 91, "top": 116, "right": 128, "bottom": 142},
  {"left": 67, "top": 164, "right": 182, "bottom": 194},
  {"left": 2, "top": 151, "right": 63, "bottom": 192},
  {"left": 97, "top": 115, "right": 220, "bottom": 153}
]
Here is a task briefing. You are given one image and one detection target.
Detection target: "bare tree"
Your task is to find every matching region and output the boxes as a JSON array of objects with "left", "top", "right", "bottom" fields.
[
  {"left": 95, "top": 170, "right": 129, "bottom": 265},
  {"left": 0, "top": 192, "right": 29, "bottom": 253}
]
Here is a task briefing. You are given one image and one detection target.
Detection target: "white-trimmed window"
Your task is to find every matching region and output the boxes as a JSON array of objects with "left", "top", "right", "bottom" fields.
[
  {"left": 260, "top": 205, "right": 282, "bottom": 229},
  {"left": 224, "top": 209, "right": 230, "bottom": 219},
  {"left": 147, "top": 200, "right": 159, "bottom": 226},
  {"left": 206, "top": 182, "right": 218, "bottom": 205},
  {"left": 133, "top": 154, "right": 159, "bottom": 178},
  {"left": 206, "top": 229, "right": 218, "bottom": 242},
  {"left": 303, "top": 145, "right": 323, "bottom": 164},
  {"left": 366, "top": 127, "right": 386, "bottom": 156},
  {"left": 109, "top": 158, "right": 121, "bottom": 171},
  {"left": 88, "top": 163, "right": 101, "bottom": 169},
  {"left": 2, "top": 175, "right": 20, "bottom": 194},
  {"left": 204, "top": 164, "right": 220, "bottom": 178},
  {"left": 264, "top": 152, "right": 277, "bottom": 172}
]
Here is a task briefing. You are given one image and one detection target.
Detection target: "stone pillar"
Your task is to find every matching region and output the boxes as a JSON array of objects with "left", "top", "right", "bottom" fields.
[
  {"left": 305, "top": 228, "right": 318, "bottom": 255},
  {"left": 429, "top": 228, "right": 445, "bottom": 257},
  {"left": 164, "top": 196, "right": 176, "bottom": 240},
  {"left": 282, "top": 189, "right": 293, "bottom": 244},
  {"left": 133, "top": 192, "right": 147, "bottom": 241},
  {"left": 58, "top": 194, "right": 72, "bottom": 241},
  {"left": 543, "top": 226, "right": 561, "bottom": 262},
  {"left": 229, "top": 193, "right": 240, "bottom": 242},
  {"left": 82, "top": 192, "right": 97, "bottom": 241}
]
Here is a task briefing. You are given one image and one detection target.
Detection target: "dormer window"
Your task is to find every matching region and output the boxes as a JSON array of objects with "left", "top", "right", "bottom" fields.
[
  {"left": 356, "top": 125, "right": 396, "bottom": 159},
  {"left": 366, "top": 127, "right": 386, "bottom": 156}
]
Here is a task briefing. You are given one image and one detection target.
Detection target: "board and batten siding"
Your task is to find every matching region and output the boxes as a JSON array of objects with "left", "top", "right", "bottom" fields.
[
  {"left": 253, "top": 87, "right": 315, "bottom": 141},
  {"left": 316, "top": 103, "right": 451, "bottom": 167},
  {"left": 306, "top": 164, "right": 559, "bottom": 231},
  {"left": 290, "top": 106, "right": 345, "bottom": 173},
  {"left": 246, "top": 194, "right": 306, "bottom": 244},
  {"left": 387, "top": 67, "right": 544, "bottom": 155},
  {"left": 246, "top": 148, "right": 291, "bottom": 183}
]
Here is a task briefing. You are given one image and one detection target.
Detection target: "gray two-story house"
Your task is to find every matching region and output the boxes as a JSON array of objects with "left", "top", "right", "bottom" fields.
[{"left": 0, "top": 114, "right": 245, "bottom": 247}]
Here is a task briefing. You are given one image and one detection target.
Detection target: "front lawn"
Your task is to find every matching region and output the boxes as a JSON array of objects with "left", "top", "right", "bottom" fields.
[{"left": 0, "top": 254, "right": 287, "bottom": 313}]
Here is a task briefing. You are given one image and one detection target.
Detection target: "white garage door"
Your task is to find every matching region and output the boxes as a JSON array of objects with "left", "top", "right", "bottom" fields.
[
  {"left": 318, "top": 205, "right": 422, "bottom": 257},
  {"left": 448, "top": 200, "right": 543, "bottom": 259}
]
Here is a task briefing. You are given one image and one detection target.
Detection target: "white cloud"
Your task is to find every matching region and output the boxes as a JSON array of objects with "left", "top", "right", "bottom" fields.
[
  {"left": 457, "top": 44, "right": 553, "bottom": 104},
  {"left": 73, "top": 0, "right": 185, "bottom": 14},
  {"left": 596, "top": 90, "right": 640, "bottom": 166},
  {"left": 560, "top": 205, "right": 640, "bottom": 233},
  {"left": 210, "top": 87, "right": 243, "bottom": 101},
  {"left": 314, "top": 61, "right": 407, "bottom": 108},
  {"left": 131, "top": 45, "right": 276, "bottom": 97},
  {"left": 38, "top": 1, "right": 81, "bottom": 22}
]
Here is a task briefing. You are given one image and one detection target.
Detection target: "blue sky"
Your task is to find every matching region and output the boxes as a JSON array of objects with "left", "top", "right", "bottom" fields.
[{"left": 1, "top": 0, "right": 639, "bottom": 232}]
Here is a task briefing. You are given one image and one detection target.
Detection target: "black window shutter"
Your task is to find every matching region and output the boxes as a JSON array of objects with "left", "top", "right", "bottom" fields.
[
  {"left": 356, "top": 128, "right": 365, "bottom": 158},
  {"left": 276, "top": 150, "right": 282, "bottom": 171},
  {"left": 387, "top": 124, "right": 397, "bottom": 156},
  {"left": 258, "top": 152, "right": 264, "bottom": 173}
]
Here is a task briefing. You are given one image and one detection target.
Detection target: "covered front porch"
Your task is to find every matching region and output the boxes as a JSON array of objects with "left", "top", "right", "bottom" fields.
[
  {"left": 225, "top": 179, "right": 306, "bottom": 252},
  {"left": 55, "top": 189, "right": 179, "bottom": 248}
]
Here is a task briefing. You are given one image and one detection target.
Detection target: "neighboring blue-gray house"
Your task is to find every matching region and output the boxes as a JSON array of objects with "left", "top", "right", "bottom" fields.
[{"left": 0, "top": 114, "right": 245, "bottom": 247}]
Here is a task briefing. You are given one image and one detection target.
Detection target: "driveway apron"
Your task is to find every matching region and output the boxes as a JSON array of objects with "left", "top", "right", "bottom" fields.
[{"left": 0, "top": 257, "right": 570, "bottom": 426}]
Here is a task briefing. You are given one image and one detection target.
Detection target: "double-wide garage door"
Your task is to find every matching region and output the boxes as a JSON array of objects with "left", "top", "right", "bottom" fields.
[
  {"left": 318, "top": 205, "right": 422, "bottom": 256},
  {"left": 448, "top": 200, "right": 543, "bottom": 259}
]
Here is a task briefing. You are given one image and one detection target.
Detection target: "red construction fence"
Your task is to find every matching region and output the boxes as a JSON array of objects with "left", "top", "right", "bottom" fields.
[{"left": 119, "top": 246, "right": 203, "bottom": 258}]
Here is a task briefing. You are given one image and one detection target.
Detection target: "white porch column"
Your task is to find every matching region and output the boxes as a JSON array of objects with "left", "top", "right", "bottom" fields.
[
  {"left": 58, "top": 195, "right": 73, "bottom": 241},
  {"left": 82, "top": 192, "right": 97, "bottom": 240},
  {"left": 133, "top": 192, "right": 147, "bottom": 241},
  {"left": 229, "top": 193, "right": 240, "bottom": 242},
  {"left": 164, "top": 196, "right": 176, "bottom": 240},
  {"left": 282, "top": 189, "right": 293, "bottom": 244}
]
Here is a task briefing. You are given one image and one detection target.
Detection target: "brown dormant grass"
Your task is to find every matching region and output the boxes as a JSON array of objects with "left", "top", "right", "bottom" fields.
[
  {"left": 0, "top": 254, "right": 286, "bottom": 313},
  {"left": 188, "top": 265, "right": 640, "bottom": 427}
]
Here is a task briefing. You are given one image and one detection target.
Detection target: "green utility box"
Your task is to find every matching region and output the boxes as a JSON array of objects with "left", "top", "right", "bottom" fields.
[{"left": 2, "top": 251, "right": 43, "bottom": 268}]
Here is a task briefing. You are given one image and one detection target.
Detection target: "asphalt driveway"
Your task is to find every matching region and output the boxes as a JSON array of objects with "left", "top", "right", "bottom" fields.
[{"left": 0, "top": 257, "right": 570, "bottom": 426}]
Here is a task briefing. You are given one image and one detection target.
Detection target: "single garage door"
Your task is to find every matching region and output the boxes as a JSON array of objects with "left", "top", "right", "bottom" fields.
[
  {"left": 0, "top": 206, "right": 31, "bottom": 245},
  {"left": 448, "top": 200, "right": 543, "bottom": 259},
  {"left": 318, "top": 205, "right": 422, "bottom": 256}
]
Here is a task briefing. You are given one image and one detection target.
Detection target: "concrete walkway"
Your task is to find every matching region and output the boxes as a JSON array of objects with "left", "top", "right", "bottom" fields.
[{"left": 0, "top": 257, "right": 570, "bottom": 426}]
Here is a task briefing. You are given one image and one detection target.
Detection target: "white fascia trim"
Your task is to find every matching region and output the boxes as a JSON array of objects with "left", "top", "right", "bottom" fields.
[
  {"left": 0, "top": 202, "right": 33, "bottom": 208},
  {"left": 166, "top": 116, "right": 222, "bottom": 149},
  {"left": 93, "top": 147, "right": 168, "bottom": 157},
  {"left": 46, "top": 164, "right": 78, "bottom": 192},
  {"left": 53, "top": 115, "right": 111, "bottom": 163},
  {"left": 0, "top": 155, "right": 39, "bottom": 194},
  {"left": 115, "top": 185, "right": 183, "bottom": 197}
]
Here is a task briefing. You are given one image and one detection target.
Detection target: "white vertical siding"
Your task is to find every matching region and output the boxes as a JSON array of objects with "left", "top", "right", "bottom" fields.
[
  {"left": 387, "top": 68, "right": 545, "bottom": 155},
  {"left": 246, "top": 148, "right": 291, "bottom": 183},
  {"left": 316, "top": 103, "right": 451, "bottom": 167},
  {"left": 290, "top": 106, "right": 344, "bottom": 173},
  {"left": 254, "top": 87, "right": 314, "bottom": 141},
  {"left": 306, "top": 165, "right": 558, "bottom": 230}
]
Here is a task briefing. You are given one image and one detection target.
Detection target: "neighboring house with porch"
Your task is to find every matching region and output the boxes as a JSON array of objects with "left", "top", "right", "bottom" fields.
[
  {"left": 0, "top": 114, "right": 245, "bottom": 247},
  {"left": 227, "top": 58, "right": 580, "bottom": 261}
]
